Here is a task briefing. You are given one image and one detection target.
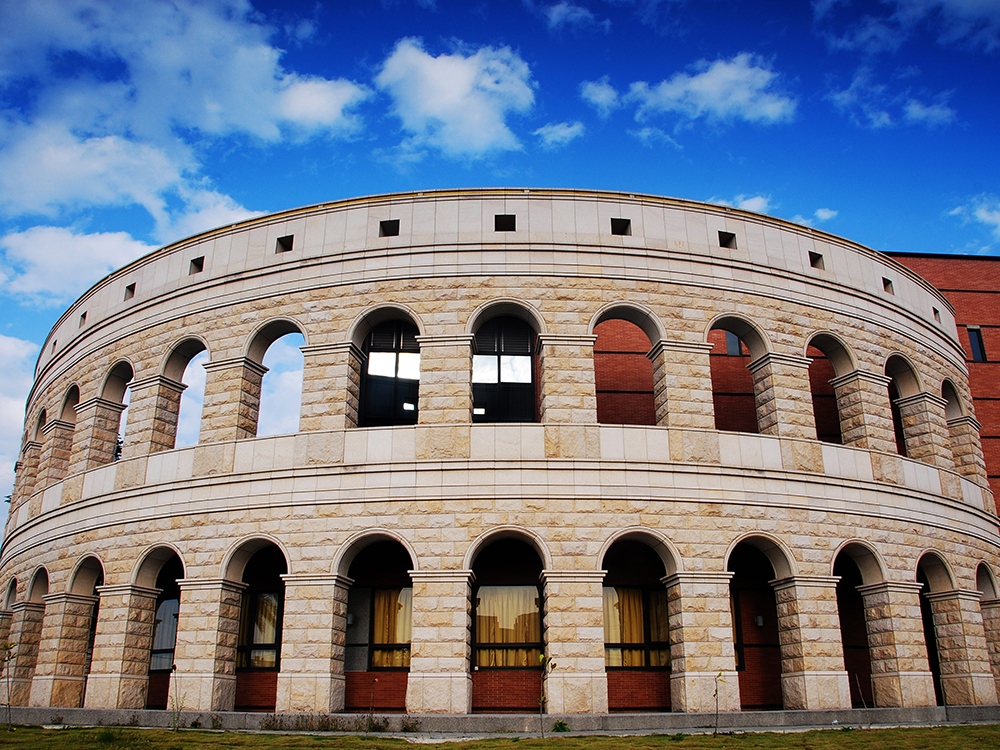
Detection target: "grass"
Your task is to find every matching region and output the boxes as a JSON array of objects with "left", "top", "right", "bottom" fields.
[{"left": 0, "top": 724, "right": 999, "bottom": 750}]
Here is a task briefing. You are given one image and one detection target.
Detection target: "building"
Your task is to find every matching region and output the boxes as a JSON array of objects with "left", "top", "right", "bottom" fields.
[{"left": 1, "top": 188, "right": 998, "bottom": 718}]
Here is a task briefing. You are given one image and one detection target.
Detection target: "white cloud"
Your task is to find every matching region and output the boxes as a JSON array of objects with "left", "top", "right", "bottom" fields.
[
  {"left": 542, "top": 2, "right": 611, "bottom": 32},
  {"left": 533, "top": 121, "right": 585, "bottom": 149},
  {"left": 0, "top": 226, "right": 155, "bottom": 307},
  {"left": 627, "top": 126, "right": 682, "bottom": 149},
  {"left": 951, "top": 195, "right": 1000, "bottom": 246},
  {"left": 791, "top": 207, "right": 839, "bottom": 226},
  {"left": 375, "top": 38, "right": 536, "bottom": 158},
  {"left": 711, "top": 194, "right": 776, "bottom": 214},
  {"left": 903, "top": 97, "right": 957, "bottom": 127},
  {"left": 154, "top": 188, "right": 262, "bottom": 245},
  {"left": 580, "top": 77, "right": 621, "bottom": 118},
  {"left": 829, "top": 67, "right": 957, "bottom": 129},
  {"left": 175, "top": 351, "right": 208, "bottom": 449},
  {"left": 626, "top": 54, "right": 797, "bottom": 126},
  {"left": 258, "top": 334, "right": 304, "bottom": 437},
  {"left": 0, "top": 334, "right": 40, "bottom": 526}
]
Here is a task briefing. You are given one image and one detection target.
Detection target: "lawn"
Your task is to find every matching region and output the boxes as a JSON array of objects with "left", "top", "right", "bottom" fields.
[{"left": 0, "top": 724, "right": 998, "bottom": 750}]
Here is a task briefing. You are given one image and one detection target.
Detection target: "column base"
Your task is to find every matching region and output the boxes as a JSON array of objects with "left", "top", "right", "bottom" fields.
[
  {"left": 545, "top": 672, "right": 608, "bottom": 714},
  {"left": 872, "top": 671, "right": 937, "bottom": 707},
  {"left": 275, "top": 672, "right": 337, "bottom": 714},
  {"left": 781, "top": 671, "right": 851, "bottom": 710},
  {"left": 29, "top": 674, "right": 86, "bottom": 708},
  {"left": 405, "top": 672, "right": 471, "bottom": 713},
  {"left": 670, "top": 670, "right": 740, "bottom": 713},
  {"left": 168, "top": 671, "right": 235, "bottom": 712},
  {"left": 942, "top": 672, "right": 999, "bottom": 706}
]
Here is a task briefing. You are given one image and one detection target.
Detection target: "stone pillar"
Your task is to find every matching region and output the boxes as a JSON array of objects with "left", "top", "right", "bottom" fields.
[
  {"left": 947, "top": 415, "right": 989, "bottom": 485},
  {"left": 924, "top": 589, "right": 999, "bottom": 705},
  {"left": 169, "top": 578, "right": 244, "bottom": 711},
  {"left": 122, "top": 375, "right": 186, "bottom": 457},
  {"left": 896, "top": 392, "right": 952, "bottom": 468},
  {"left": 3, "top": 601, "right": 45, "bottom": 705},
  {"left": 539, "top": 570, "right": 607, "bottom": 714},
  {"left": 38, "top": 419, "right": 75, "bottom": 484},
  {"left": 68, "top": 398, "right": 127, "bottom": 474},
  {"left": 13, "top": 441, "right": 41, "bottom": 507},
  {"left": 771, "top": 576, "right": 851, "bottom": 710},
  {"left": 299, "top": 343, "right": 362, "bottom": 432},
  {"left": 84, "top": 584, "right": 158, "bottom": 709},
  {"left": 0, "top": 609, "right": 11, "bottom": 643},
  {"left": 276, "top": 573, "right": 349, "bottom": 713},
  {"left": 406, "top": 570, "right": 472, "bottom": 713},
  {"left": 662, "top": 571, "right": 740, "bottom": 713},
  {"left": 748, "top": 353, "right": 816, "bottom": 440},
  {"left": 416, "top": 335, "right": 474, "bottom": 424},
  {"left": 980, "top": 598, "right": 1000, "bottom": 697},
  {"left": 29, "top": 592, "right": 98, "bottom": 707},
  {"left": 648, "top": 341, "right": 715, "bottom": 429},
  {"left": 857, "top": 581, "right": 936, "bottom": 707},
  {"left": 537, "top": 334, "right": 598, "bottom": 425},
  {"left": 199, "top": 357, "right": 267, "bottom": 444},
  {"left": 830, "top": 371, "right": 895, "bottom": 453}
]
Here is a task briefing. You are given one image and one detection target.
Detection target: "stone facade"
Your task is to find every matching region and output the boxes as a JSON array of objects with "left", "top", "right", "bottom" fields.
[{"left": 1, "top": 189, "right": 998, "bottom": 716}]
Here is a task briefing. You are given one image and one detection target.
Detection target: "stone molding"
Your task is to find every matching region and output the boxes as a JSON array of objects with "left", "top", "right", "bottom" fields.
[
  {"left": 414, "top": 335, "right": 475, "bottom": 347},
  {"left": 829, "top": 370, "right": 892, "bottom": 389},
  {"left": 747, "top": 352, "right": 813, "bottom": 374},
  {"left": 662, "top": 571, "right": 734, "bottom": 587},
  {"left": 202, "top": 357, "right": 268, "bottom": 377},
  {"left": 923, "top": 588, "right": 984, "bottom": 604},
  {"left": 126, "top": 375, "right": 186, "bottom": 394},
  {"left": 771, "top": 575, "right": 841, "bottom": 591}
]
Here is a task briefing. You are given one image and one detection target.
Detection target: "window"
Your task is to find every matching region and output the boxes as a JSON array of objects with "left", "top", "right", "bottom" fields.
[
  {"left": 719, "top": 231, "right": 737, "bottom": 249},
  {"left": 275, "top": 235, "right": 293, "bottom": 253},
  {"left": 809, "top": 251, "right": 825, "bottom": 270},
  {"left": 725, "top": 330, "right": 743, "bottom": 356},
  {"left": 603, "top": 587, "right": 670, "bottom": 668},
  {"left": 882, "top": 277, "right": 894, "bottom": 294},
  {"left": 359, "top": 320, "right": 420, "bottom": 426},
  {"left": 472, "top": 316, "right": 536, "bottom": 422},
  {"left": 969, "top": 327, "right": 987, "bottom": 362},
  {"left": 189, "top": 256, "right": 204, "bottom": 274},
  {"left": 124, "top": 283, "right": 136, "bottom": 300},
  {"left": 611, "top": 218, "right": 632, "bottom": 236},
  {"left": 379, "top": 219, "right": 400, "bottom": 237},
  {"left": 370, "top": 588, "right": 412, "bottom": 668},
  {"left": 494, "top": 214, "right": 516, "bottom": 232},
  {"left": 474, "top": 585, "right": 542, "bottom": 667},
  {"left": 237, "top": 547, "right": 286, "bottom": 671}
]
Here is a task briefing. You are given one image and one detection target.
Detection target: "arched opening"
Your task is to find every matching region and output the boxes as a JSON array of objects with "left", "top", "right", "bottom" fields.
[
  {"left": 344, "top": 539, "right": 413, "bottom": 712},
  {"left": 60, "top": 386, "right": 80, "bottom": 424},
  {"left": 257, "top": 331, "right": 305, "bottom": 437},
  {"left": 977, "top": 563, "right": 997, "bottom": 601},
  {"left": 941, "top": 380, "right": 970, "bottom": 472},
  {"left": 807, "top": 334, "right": 853, "bottom": 445},
  {"left": 70, "top": 556, "right": 104, "bottom": 704},
  {"left": 602, "top": 539, "right": 670, "bottom": 711},
  {"left": 3, "top": 578, "right": 16, "bottom": 609},
  {"left": 166, "top": 340, "right": 208, "bottom": 449},
  {"left": 33, "top": 410, "right": 46, "bottom": 442},
  {"left": 885, "top": 356, "right": 919, "bottom": 457},
  {"left": 234, "top": 545, "right": 287, "bottom": 711},
  {"left": 832, "top": 549, "right": 874, "bottom": 707},
  {"left": 975, "top": 563, "right": 1000, "bottom": 692},
  {"left": 359, "top": 319, "right": 420, "bottom": 427},
  {"left": 593, "top": 318, "right": 655, "bottom": 425},
  {"left": 102, "top": 361, "right": 134, "bottom": 462},
  {"left": 145, "top": 554, "right": 184, "bottom": 710},
  {"left": 471, "top": 538, "right": 544, "bottom": 712},
  {"left": 728, "top": 542, "right": 782, "bottom": 709},
  {"left": 917, "top": 553, "right": 952, "bottom": 706},
  {"left": 472, "top": 315, "right": 538, "bottom": 423},
  {"left": 28, "top": 567, "right": 48, "bottom": 603},
  {"left": 708, "top": 319, "right": 765, "bottom": 434}
]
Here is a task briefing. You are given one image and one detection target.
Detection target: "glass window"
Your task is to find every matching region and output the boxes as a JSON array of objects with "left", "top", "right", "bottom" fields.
[
  {"left": 603, "top": 587, "right": 670, "bottom": 669},
  {"left": 472, "top": 316, "right": 536, "bottom": 422},
  {"left": 474, "top": 585, "right": 542, "bottom": 668},
  {"left": 236, "top": 547, "right": 286, "bottom": 671},
  {"left": 371, "top": 587, "right": 412, "bottom": 668},
  {"left": 149, "top": 597, "right": 179, "bottom": 671},
  {"left": 969, "top": 328, "right": 987, "bottom": 362},
  {"left": 360, "top": 320, "right": 420, "bottom": 426}
]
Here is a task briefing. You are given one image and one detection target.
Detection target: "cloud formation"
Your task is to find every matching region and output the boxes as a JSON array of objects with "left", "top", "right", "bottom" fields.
[
  {"left": 580, "top": 77, "right": 621, "bottom": 118},
  {"left": 538, "top": 2, "right": 611, "bottom": 32},
  {"left": 951, "top": 195, "right": 1000, "bottom": 250},
  {"left": 828, "top": 67, "right": 957, "bottom": 128},
  {"left": 710, "top": 194, "right": 775, "bottom": 214},
  {"left": 376, "top": 38, "right": 536, "bottom": 158},
  {"left": 533, "top": 121, "right": 585, "bottom": 149},
  {"left": 0, "top": 334, "right": 39, "bottom": 516},
  {"left": 791, "top": 207, "right": 840, "bottom": 226}
]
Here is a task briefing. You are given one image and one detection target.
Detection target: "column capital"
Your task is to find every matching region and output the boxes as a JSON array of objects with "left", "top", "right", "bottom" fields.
[
  {"left": 662, "top": 571, "right": 734, "bottom": 587},
  {"left": 856, "top": 580, "right": 925, "bottom": 597},
  {"left": 9, "top": 600, "right": 45, "bottom": 615},
  {"left": 42, "top": 592, "right": 98, "bottom": 607},
  {"left": 128, "top": 374, "right": 186, "bottom": 394},
  {"left": 409, "top": 569, "right": 474, "bottom": 585},
  {"left": 40, "top": 419, "right": 75, "bottom": 436},
  {"left": 75, "top": 397, "right": 127, "bottom": 416},
  {"left": 176, "top": 577, "right": 247, "bottom": 594},
  {"left": 280, "top": 572, "right": 353, "bottom": 589},
  {"left": 830, "top": 370, "right": 892, "bottom": 389},
  {"left": 22, "top": 440, "right": 41, "bottom": 452},
  {"left": 895, "top": 391, "right": 948, "bottom": 410},
  {"left": 540, "top": 570, "right": 606, "bottom": 585},
  {"left": 923, "top": 588, "right": 984, "bottom": 604},
  {"left": 771, "top": 575, "right": 841, "bottom": 592},
  {"left": 415, "top": 334, "right": 475, "bottom": 347},
  {"left": 647, "top": 339, "right": 714, "bottom": 361},
  {"left": 202, "top": 356, "right": 268, "bottom": 377},
  {"left": 96, "top": 583, "right": 161, "bottom": 600},
  {"left": 300, "top": 341, "right": 363, "bottom": 359},
  {"left": 536, "top": 334, "right": 598, "bottom": 348},
  {"left": 947, "top": 414, "right": 982, "bottom": 432},
  {"left": 747, "top": 352, "right": 813, "bottom": 374}
]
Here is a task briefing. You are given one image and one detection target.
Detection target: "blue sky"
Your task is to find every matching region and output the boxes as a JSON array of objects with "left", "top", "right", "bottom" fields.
[{"left": 1, "top": 0, "right": 999, "bottom": 520}]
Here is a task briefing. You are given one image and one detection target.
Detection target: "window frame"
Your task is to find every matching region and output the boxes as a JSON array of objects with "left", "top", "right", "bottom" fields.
[
  {"left": 367, "top": 586, "right": 412, "bottom": 671},
  {"left": 602, "top": 585, "right": 671, "bottom": 671},
  {"left": 472, "top": 583, "right": 544, "bottom": 670},
  {"left": 359, "top": 320, "right": 421, "bottom": 427},
  {"left": 236, "top": 587, "right": 284, "bottom": 672},
  {"left": 472, "top": 316, "right": 537, "bottom": 423}
]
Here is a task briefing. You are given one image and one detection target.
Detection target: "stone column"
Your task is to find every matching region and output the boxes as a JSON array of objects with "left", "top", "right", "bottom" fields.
[
  {"left": 38, "top": 419, "right": 75, "bottom": 484},
  {"left": 947, "top": 415, "right": 989, "bottom": 485},
  {"left": 748, "top": 353, "right": 816, "bottom": 440},
  {"left": 13, "top": 441, "right": 41, "bottom": 507},
  {"left": 68, "top": 398, "right": 127, "bottom": 474},
  {"left": 2, "top": 601, "right": 45, "bottom": 705},
  {"left": 648, "top": 341, "right": 715, "bottom": 429},
  {"left": 276, "top": 573, "right": 349, "bottom": 713},
  {"left": 29, "top": 592, "right": 98, "bottom": 708},
  {"left": 406, "top": 570, "right": 473, "bottom": 713},
  {"left": 662, "top": 572, "right": 740, "bottom": 713},
  {"left": 122, "top": 375, "right": 186, "bottom": 457},
  {"left": 771, "top": 576, "right": 851, "bottom": 710},
  {"left": 0, "top": 609, "right": 11, "bottom": 643},
  {"left": 857, "top": 581, "right": 936, "bottom": 707},
  {"left": 980, "top": 598, "right": 1000, "bottom": 697},
  {"left": 537, "top": 334, "right": 598, "bottom": 425},
  {"left": 169, "top": 578, "right": 244, "bottom": 711},
  {"left": 415, "top": 335, "right": 474, "bottom": 461},
  {"left": 299, "top": 343, "right": 362, "bottom": 433},
  {"left": 539, "top": 570, "right": 607, "bottom": 714},
  {"left": 924, "top": 589, "right": 999, "bottom": 705},
  {"left": 830, "top": 371, "right": 895, "bottom": 453},
  {"left": 896, "top": 392, "right": 952, "bottom": 468},
  {"left": 199, "top": 357, "right": 267, "bottom": 444},
  {"left": 84, "top": 584, "right": 158, "bottom": 709}
]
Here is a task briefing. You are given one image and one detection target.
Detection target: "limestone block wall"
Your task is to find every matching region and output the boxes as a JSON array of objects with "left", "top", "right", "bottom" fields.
[{"left": 1, "top": 189, "right": 998, "bottom": 716}]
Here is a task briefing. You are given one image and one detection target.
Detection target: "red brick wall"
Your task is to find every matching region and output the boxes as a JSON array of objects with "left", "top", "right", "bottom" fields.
[
  {"left": 890, "top": 253, "right": 1000, "bottom": 511},
  {"left": 234, "top": 670, "right": 278, "bottom": 712},
  {"left": 607, "top": 670, "right": 671, "bottom": 711},
  {"left": 344, "top": 671, "right": 408, "bottom": 712},
  {"left": 708, "top": 329, "right": 758, "bottom": 433},
  {"left": 808, "top": 347, "right": 841, "bottom": 443},
  {"left": 471, "top": 670, "right": 542, "bottom": 712},
  {"left": 593, "top": 319, "right": 656, "bottom": 425}
]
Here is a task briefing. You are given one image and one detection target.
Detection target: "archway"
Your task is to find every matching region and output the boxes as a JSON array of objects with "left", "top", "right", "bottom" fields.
[
  {"left": 165, "top": 339, "right": 208, "bottom": 449},
  {"left": 357, "top": 317, "right": 421, "bottom": 427},
  {"left": 832, "top": 545, "right": 879, "bottom": 707},
  {"left": 145, "top": 553, "right": 184, "bottom": 710},
  {"left": 806, "top": 334, "right": 854, "bottom": 444},
  {"left": 472, "top": 312, "right": 539, "bottom": 423},
  {"left": 593, "top": 317, "right": 655, "bottom": 425},
  {"left": 885, "top": 355, "right": 920, "bottom": 457},
  {"left": 233, "top": 544, "right": 287, "bottom": 711},
  {"left": 916, "top": 552, "right": 953, "bottom": 706},
  {"left": 101, "top": 361, "right": 134, "bottom": 461},
  {"left": 708, "top": 318, "right": 767, "bottom": 434}
]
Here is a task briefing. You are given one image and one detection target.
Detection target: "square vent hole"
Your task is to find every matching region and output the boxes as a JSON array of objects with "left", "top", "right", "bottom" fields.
[
  {"left": 276, "top": 235, "right": 294, "bottom": 253},
  {"left": 809, "top": 251, "right": 825, "bottom": 270},
  {"left": 495, "top": 214, "right": 516, "bottom": 232},
  {"left": 718, "top": 231, "right": 737, "bottom": 249},
  {"left": 379, "top": 219, "right": 400, "bottom": 237},
  {"left": 611, "top": 218, "right": 632, "bottom": 236}
]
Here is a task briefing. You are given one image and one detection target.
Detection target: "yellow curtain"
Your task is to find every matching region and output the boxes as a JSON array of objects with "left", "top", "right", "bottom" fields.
[
  {"left": 603, "top": 587, "right": 650, "bottom": 667},
  {"left": 372, "top": 588, "right": 412, "bottom": 668},
  {"left": 476, "top": 585, "right": 541, "bottom": 667}
]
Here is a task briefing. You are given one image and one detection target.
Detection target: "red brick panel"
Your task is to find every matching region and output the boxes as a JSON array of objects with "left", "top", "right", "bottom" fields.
[
  {"left": 471, "top": 669, "right": 542, "bottom": 712},
  {"left": 607, "top": 670, "right": 671, "bottom": 711},
  {"left": 594, "top": 319, "right": 655, "bottom": 426},
  {"left": 344, "top": 671, "right": 408, "bottom": 712},
  {"left": 892, "top": 255, "right": 1000, "bottom": 293},
  {"left": 145, "top": 672, "right": 170, "bottom": 710},
  {"left": 234, "top": 670, "right": 278, "bottom": 712}
]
